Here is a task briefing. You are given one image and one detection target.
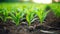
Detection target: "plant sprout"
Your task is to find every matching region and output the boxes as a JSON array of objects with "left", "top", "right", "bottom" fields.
[
  {"left": 10, "top": 8, "right": 25, "bottom": 26},
  {"left": 0, "top": 8, "right": 10, "bottom": 22},
  {"left": 35, "top": 5, "right": 50, "bottom": 24},
  {"left": 26, "top": 9, "right": 35, "bottom": 26}
]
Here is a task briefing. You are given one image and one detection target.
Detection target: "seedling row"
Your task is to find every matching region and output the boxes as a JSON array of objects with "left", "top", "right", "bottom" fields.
[{"left": 0, "top": 3, "right": 60, "bottom": 26}]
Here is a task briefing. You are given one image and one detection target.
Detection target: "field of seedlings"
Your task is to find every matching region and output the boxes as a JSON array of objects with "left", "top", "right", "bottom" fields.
[{"left": 0, "top": 2, "right": 60, "bottom": 34}]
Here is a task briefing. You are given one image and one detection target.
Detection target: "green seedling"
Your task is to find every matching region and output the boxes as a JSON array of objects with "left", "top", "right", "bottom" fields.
[
  {"left": 26, "top": 9, "right": 35, "bottom": 26},
  {"left": 35, "top": 5, "right": 49, "bottom": 24},
  {"left": 10, "top": 8, "right": 25, "bottom": 26},
  {"left": 0, "top": 8, "right": 10, "bottom": 22}
]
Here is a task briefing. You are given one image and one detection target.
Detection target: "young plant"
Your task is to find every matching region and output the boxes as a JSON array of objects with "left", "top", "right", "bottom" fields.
[
  {"left": 26, "top": 9, "right": 35, "bottom": 26},
  {"left": 10, "top": 8, "right": 25, "bottom": 26},
  {"left": 0, "top": 8, "right": 10, "bottom": 22},
  {"left": 35, "top": 6, "right": 50, "bottom": 24}
]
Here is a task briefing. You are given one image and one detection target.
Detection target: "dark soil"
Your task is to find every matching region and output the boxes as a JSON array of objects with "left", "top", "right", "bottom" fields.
[{"left": 0, "top": 12, "right": 60, "bottom": 34}]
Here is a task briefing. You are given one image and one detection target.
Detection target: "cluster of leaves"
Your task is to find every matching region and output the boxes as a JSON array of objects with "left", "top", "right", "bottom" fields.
[
  {"left": 0, "top": 8, "right": 10, "bottom": 22},
  {"left": 34, "top": 5, "right": 50, "bottom": 24},
  {"left": 10, "top": 8, "right": 25, "bottom": 25},
  {"left": 26, "top": 8, "right": 35, "bottom": 26},
  {"left": 0, "top": 8, "right": 25, "bottom": 26}
]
